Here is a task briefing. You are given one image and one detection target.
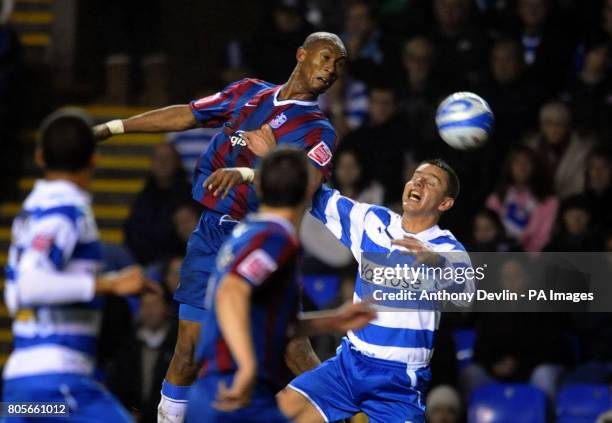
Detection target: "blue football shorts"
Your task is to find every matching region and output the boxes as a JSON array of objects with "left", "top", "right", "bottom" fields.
[
  {"left": 174, "top": 209, "right": 238, "bottom": 321},
  {"left": 288, "top": 337, "right": 431, "bottom": 423},
  {"left": 186, "top": 373, "right": 291, "bottom": 423}
]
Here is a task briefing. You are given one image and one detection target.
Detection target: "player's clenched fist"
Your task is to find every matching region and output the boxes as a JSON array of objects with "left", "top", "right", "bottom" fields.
[{"left": 93, "top": 123, "right": 112, "bottom": 141}]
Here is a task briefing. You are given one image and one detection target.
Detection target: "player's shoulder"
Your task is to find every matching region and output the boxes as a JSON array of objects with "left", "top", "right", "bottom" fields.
[
  {"left": 233, "top": 78, "right": 277, "bottom": 93},
  {"left": 23, "top": 181, "right": 87, "bottom": 222},
  {"left": 426, "top": 226, "right": 466, "bottom": 252},
  {"left": 364, "top": 204, "right": 396, "bottom": 224}
]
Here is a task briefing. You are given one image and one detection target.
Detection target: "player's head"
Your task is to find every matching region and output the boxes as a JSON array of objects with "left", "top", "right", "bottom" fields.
[
  {"left": 37, "top": 109, "right": 96, "bottom": 173},
  {"left": 402, "top": 159, "right": 459, "bottom": 217},
  {"left": 294, "top": 32, "right": 347, "bottom": 95},
  {"left": 257, "top": 147, "right": 309, "bottom": 208}
]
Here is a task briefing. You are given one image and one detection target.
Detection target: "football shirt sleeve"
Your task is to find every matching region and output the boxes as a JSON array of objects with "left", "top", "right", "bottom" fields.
[
  {"left": 229, "top": 231, "right": 296, "bottom": 288},
  {"left": 190, "top": 78, "right": 253, "bottom": 128}
]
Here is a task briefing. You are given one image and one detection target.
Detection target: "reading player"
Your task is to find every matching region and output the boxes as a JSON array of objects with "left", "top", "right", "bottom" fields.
[
  {"left": 3, "top": 111, "right": 155, "bottom": 421},
  {"left": 277, "top": 159, "right": 475, "bottom": 423},
  {"left": 93, "top": 32, "right": 347, "bottom": 422},
  {"left": 187, "top": 148, "right": 374, "bottom": 422}
]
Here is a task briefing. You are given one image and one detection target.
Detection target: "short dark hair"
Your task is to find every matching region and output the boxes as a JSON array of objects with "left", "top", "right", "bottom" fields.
[
  {"left": 40, "top": 112, "right": 95, "bottom": 172},
  {"left": 259, "top": 147, "right": 309, "bottom": 207},
  {"left": 419, "top": 158, "right": 460, "bottom": 199}
]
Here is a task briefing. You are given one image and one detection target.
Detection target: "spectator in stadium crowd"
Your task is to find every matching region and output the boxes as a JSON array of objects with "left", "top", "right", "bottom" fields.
[
  {"left": 330, "top": 147, "right": 384, "bottom": 204},
  {"left": 486, "top": 145, "right": 558, "bottom": 252},
  {"left": 545, "top": 194, "right": 600, "bottom": 252},
  {"left": 464, "top": 258, "right": 573, "bottom": 399},
  {"left": 429, "top": 0, "right": 488, "bottom": 89},
  {"left": 512, "top": 0, "right": 576, "bottom": 96},
  {"left": 466, "top": 208, "right": 522, "bottom": 252},
  {"left": 319, "top": 71, "right": 369, "bottom": 138},
  {"left": 160, "top": 256, "right": 182, "bottom": 297},
  {"left": 583, "top": 146, "right": 612, "bottom": 232},
  {"left": 107, "top": 290, "right": 178, "bottom": 423},
  {"left": 566, "top": 43, "right": 612, "bottom": 139},
  {"left": 395, "top": 36, "right": 444, "bottom": 148},
  {"left": 172, "top": 202, "right": 201, "bottom": 246},
  {"left": 247, "top": 0, "right": 313, "bottom": 84},
  {"left": 478, "top": 38, "right": 544, "bottom": 146},
  {"left": 425, "top": 385, "right": 462, "bottom": 423},
  {"left": 341, "top": 0, "right": 388, "bottom": 85},
  {"left": 525, "top": 101, "right": 593, "bottom": 199},
  {"left": 340, "top": 85, "right": 410, "bottom": 203},
  {"left": 124, "top": 143, "right": 191, "bottom": 265}
]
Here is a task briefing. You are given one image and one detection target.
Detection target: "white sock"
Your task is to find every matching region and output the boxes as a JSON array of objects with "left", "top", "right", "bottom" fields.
[{"left": 158, "top": 394, "right": 188, "bottom": 423}]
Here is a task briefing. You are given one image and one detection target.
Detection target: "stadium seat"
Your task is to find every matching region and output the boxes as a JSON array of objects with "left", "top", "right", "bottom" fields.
[
  {"left": 302, "top": 275, "right": 340, "bottom": 309},
  {"left": 469, "top": 384, "right": 547, "bottom": 423},
  {"left": 556, "top": 384, "right": 612, "bottom": 423},
  {"left": 452, "top": 328, "right": 476, "bottom": 369}
]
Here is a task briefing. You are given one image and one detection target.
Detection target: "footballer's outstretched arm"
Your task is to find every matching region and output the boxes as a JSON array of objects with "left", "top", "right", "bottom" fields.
[
  {"left": 93, "top": 105, "right": 197, "bottom": 141},
  {"left": 291, "top": 302, "right": 375, "bottom": 338},
  {"left": 213, "top": 273, "right": 257, "bottom": 411}
]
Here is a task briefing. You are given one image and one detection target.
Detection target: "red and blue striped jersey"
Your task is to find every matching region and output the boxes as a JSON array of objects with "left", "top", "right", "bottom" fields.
[
  {"left": 196, "top": 213, "right": 301, "bottom": 389},
  {"left": 190, "top": 78, "right": 337, "bottom": 219}
]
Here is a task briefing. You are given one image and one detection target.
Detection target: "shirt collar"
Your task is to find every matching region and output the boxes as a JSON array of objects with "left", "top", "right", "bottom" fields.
[
  {"left": 249, "top": 212, "right": 296, "bottom": 236},
  {"left": 273, "top": 85, "right": 319, "bottom": 107}
]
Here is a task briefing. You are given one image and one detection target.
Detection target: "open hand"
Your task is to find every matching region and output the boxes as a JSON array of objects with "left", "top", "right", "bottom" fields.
[
  {"left": 243, "top": 124, "right": 276, "bottom": 157},
  {"left": 391, "top": 236, "right": 441, "bottom": 267},
  {"left": 203, "top": 169, "right": 246, "bottom": 198},
  {"left": 213, "top": 365, "right": 256, "bottom": 412},
  {"left": 331, "top": 302, "right": 376, "bottom": 333}
]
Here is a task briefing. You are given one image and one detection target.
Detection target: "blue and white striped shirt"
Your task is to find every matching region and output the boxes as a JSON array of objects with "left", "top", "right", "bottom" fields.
[
  {"left": 4, "top": 180, "right": 103, "bottom": 379},
  {"left": 310, "top": 185, "right": 473, "bottom": 367}
]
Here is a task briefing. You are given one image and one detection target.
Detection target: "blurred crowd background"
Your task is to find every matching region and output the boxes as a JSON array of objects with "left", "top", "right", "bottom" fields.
[{"left": 1, "top": 0, "right": 612, "bottom": 422}]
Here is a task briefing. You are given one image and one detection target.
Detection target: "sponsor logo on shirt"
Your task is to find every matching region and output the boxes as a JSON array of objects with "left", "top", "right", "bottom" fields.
[
  {"left": 31, "top": 234, "right": 52, "bottom": 251},
  {"left": 230, "top": 130, "right": 247, "bottom": 147},
  {"left": 269, "top": 113, "right": 287, "bottom": 129},
  {"left": 237, "top": 249, "right": 278, "bottom": 285},
  {"left": 307, "top": 141, "right": 332, "bottom": 167}
]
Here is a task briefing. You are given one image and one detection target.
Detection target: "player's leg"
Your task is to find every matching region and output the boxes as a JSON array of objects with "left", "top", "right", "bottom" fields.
[
  {"left": 158, "top": 312, "right": 203, "bottom": 423},
  {"left": 276, "top": 387, "right": 327, "bottom": 423},
  {"left": 278, "top": 338, "right": 360, "bottom": 423},
  {"left": 159, "top": 210, "right": 237, "bottom": 423},
  {"left": 358, "top": 363, "right": 430, "bottom": 423}
]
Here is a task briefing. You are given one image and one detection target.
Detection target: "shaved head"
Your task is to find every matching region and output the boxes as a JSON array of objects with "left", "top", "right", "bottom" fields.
[{"left": 303, "top": 32, "right": 347, "bottom": 55}]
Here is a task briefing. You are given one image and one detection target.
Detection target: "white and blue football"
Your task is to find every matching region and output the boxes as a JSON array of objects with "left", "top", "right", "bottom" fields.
[{"left": 435, "top": 92, "right": 494, "bottom": 150}]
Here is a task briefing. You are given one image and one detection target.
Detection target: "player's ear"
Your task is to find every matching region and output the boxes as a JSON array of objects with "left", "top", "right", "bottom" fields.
[
  {"left": 438, "top": 197, "right": 454, "bottom": 213},
  {"left": 296, "top": 46, "right": 307, "bottom": 63},
  {"left": 89, "top": 153, "right": 98, "bottom": 168},
  {"left": 34, "top": 146, "right": 45, "bottom": 169}
]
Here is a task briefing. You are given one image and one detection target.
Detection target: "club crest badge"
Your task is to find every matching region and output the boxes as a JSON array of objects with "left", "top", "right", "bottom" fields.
[{"left": 269, "top": 113, "right": 287, "bottom": 129}]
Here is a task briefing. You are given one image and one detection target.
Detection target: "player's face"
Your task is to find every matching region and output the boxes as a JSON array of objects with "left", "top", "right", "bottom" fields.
[
  {"left": 402, "top": 164, "right": 454, "bottom": 216},
  {"left": 298, "top": 42, "right": 346, "bottom": 94}
]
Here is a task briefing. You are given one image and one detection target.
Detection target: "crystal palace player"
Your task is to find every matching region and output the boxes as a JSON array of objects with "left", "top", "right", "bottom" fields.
[
  {"left": 94, "top": 32, "right": 347, "bottom": 422},
  {"left": 188, "top": 148, "right": 374, "bottom": 422}
]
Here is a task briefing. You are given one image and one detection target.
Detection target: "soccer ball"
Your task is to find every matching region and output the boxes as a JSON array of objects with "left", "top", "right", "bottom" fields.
[{"left": 435, "top": 92, "right": 494, "bottom": 150}]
